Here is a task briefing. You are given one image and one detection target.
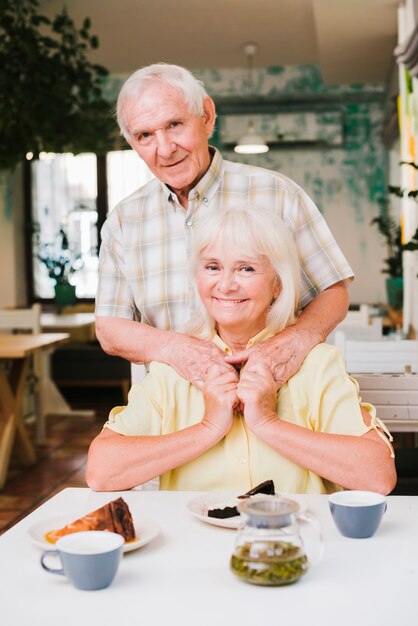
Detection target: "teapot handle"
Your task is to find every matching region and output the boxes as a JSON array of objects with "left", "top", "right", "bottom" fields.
[{"left": 297, "top": 511, "right": 324, "bottom": 565}]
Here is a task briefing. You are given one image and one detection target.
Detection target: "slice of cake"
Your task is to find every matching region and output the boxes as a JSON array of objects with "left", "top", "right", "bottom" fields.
[
  {"left": 208, "top": 480, "right": 275, "bottom": 519},
  {"left": 45, "top": 497, "right": 136, "bottom": 544}
]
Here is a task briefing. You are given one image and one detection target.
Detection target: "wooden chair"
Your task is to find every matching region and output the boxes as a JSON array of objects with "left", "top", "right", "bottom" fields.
[{"left": 0, "top": 304, "right": 42, "bottom": 442}]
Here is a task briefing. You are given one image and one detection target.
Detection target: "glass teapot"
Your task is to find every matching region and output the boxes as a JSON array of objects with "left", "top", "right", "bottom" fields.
[{"left": 230, "top": 497, "right": 323, "bottom": 586}]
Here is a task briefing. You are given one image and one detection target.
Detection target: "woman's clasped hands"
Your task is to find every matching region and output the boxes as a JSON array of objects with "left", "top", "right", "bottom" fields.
[{"left": 201, "top": 360, "right": 278, "bottom": 440}]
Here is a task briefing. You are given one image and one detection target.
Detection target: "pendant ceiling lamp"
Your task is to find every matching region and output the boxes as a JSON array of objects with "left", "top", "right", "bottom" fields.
[{"left": 234, "top": 42, "right": 269, "bottom": 155}]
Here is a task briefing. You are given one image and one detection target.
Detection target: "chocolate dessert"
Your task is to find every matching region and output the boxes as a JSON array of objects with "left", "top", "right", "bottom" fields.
[{"left": 208, "top": 480, "right": 275, "bottom": 519}]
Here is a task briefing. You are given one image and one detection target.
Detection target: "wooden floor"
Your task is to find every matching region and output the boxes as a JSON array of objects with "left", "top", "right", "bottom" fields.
[
  {"left": 0, "top": 386, "right": 120, "bottom": 534},
  {"left": 1, "top": 386, "right": 418, "bottom": 535}
]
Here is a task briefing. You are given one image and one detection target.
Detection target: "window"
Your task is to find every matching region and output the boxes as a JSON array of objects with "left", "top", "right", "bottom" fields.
[
  {"left": 106, "top": 150, "right": 154, "bottom": 212},
  {"left": 29, "top": 150, "right": 153, "bottom": 300}
]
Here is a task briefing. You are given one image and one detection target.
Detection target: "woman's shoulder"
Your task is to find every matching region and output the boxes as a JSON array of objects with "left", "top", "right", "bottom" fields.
[
  {"left": 145, "top": 361, "right": 184, "bottom": 383},
  {"left": 144, "top": 362, "right": 195, "bottom": 390},
  {"left": 298, "top": 342, "right": 346, "bottom": 374},
  {"left": 287, "top": 343, "right": 352, "bottom": 405}
]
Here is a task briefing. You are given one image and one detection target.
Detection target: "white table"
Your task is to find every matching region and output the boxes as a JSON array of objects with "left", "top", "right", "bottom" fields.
[{"left": 1, "top": 489, "right": 418, "bottom": 626}]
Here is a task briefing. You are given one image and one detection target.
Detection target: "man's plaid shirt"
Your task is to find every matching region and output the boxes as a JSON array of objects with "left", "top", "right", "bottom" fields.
[{"left": 96, "top": 148, "right": 353, "bottom": 331}]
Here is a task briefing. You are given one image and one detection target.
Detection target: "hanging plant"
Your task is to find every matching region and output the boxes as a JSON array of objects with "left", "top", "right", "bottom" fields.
[{"left": 0, "top": 0, "right": 115, "bottom": 170}]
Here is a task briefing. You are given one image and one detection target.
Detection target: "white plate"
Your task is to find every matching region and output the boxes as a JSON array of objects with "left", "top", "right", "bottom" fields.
[
  {"left": 187, "top": 492, "right": 307, "bottom": 529},
  {"left": 28, "top": 514, "right": 160, "bottom": 553}
]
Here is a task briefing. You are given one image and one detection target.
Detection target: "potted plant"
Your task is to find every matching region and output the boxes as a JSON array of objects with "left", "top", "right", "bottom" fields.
[
  {"left": 35, "top": 226, "right": 83, "bottom": 308},
  {"left": 371, "top": 215, "right": 418, "bottom": 308}
]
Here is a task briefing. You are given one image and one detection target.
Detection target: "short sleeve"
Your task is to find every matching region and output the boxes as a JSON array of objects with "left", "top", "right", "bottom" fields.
[
  {"left": 95, "top": 210, "right": 136, "bottom": 320},
  {"left": 305, "top": 344, "right": 369, "bottom": 436},
  {"left": 285, "top": 188, "right": 354, "bottom": 308},
  {"left": 103, "top": 368, "right": 165, "bottom": 436}
]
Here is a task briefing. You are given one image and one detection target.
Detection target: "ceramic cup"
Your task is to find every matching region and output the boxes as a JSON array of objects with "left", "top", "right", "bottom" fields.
[
  {"left": 41, "top": 531, "right": 124, "bottom": 590},
  {"left": 328, "top": 490, "right": 387, "bottom": 539}
]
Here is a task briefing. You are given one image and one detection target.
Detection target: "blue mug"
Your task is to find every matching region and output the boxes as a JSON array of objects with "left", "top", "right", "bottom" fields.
[
  {"left": 41, "top": 530, "right": 124, "bottom": 590},
  {"left": 328, "top": 490, "right": 387, "bottom": 539}
]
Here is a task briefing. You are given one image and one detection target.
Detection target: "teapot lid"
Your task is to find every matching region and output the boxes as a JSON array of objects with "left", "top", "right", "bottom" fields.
[{"left": 237, "top": 497, "right": 300, "bottom": 528}]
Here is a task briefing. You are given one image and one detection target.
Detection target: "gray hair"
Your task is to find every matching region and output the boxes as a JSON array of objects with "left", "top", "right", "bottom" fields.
[
  {"left": 185, "top": 205, "right": 301, "bottom": 339},
  {"left": 116, "top": 63, "right": 209, "bottom": 141}
]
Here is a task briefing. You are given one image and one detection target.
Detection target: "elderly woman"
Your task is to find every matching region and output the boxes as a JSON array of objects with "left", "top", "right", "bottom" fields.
[{"left": 86, "top": 206, "right": 396, "bottom": 495}]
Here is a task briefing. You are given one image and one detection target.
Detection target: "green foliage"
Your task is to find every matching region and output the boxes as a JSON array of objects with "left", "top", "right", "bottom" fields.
[
  {"left": 371, "top": 215, "right": 403, "bottom": 278},
  {"left": 371, "top": 216, "right": 418, "bottom": 278},
  {"left": 0, "top": 0, "right": 115, "bottom": 170},
  {"left": 403, "top": 227, "right": 418, "bottom": 252}
]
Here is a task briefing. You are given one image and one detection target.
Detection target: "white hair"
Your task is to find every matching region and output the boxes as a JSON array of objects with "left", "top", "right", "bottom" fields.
[
  {"left": 116, "top": 63, "right": 210, "bottom": 141},
  {"left": 185, "top": 205, "right": 301, "bottom": 339}
]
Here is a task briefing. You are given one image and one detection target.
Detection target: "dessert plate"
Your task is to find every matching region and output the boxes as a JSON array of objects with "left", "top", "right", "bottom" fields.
[
  {"left": 28, "top": 514, "right": 160, "bottom": 553},
  {"left": 187, "top": 491, "right": 243, "bottom": 529},
  {"left": 187, "top": 492, "right": 308, "bottom": 529}
]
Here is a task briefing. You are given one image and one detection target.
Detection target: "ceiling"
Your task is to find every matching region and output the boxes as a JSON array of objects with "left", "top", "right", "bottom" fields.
[{"left": 41, "top": 0, "right": 399, "bottom": 85}]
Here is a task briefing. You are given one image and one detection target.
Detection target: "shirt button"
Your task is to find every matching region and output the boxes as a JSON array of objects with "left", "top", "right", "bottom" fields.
[
  {"left": 239, "top": 457, "right": 247, "bottom": 464},
  {"left": 203, "top": 197, "right": 208, "bottom": 203},
  {"left": 186, "top": 220, "right": 193, "bottom": 227}
]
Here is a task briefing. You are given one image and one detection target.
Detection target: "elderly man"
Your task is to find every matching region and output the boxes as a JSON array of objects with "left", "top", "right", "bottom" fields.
[{"left": 95, "top": 63, "right": 352, "bottom": 388}]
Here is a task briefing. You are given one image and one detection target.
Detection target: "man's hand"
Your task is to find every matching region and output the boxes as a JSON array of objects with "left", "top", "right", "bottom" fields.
[
  {"left": 226, "top": 325, "right": 318, "bottom": 388},
  {"left": 200, "top": 364, "right": 239, "bottom": 440},
  {"left": 225, "top": 281, "right": 349, "bottom": 386},
  {"left": 161, "top": 333, "right": 238, "bottom": 389}
]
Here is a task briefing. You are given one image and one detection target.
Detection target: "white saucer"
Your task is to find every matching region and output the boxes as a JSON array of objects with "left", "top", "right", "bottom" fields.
[
  {"left": 187, "top": 492, "right": 308, "bottom": 530},
  {"left": 28, "top": 514, "right": 160, "bottom": 553}
]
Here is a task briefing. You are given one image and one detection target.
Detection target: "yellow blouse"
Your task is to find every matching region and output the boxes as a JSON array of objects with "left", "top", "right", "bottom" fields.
[{"left": 104, "top": 329, "right": 392, "bottom": 494}]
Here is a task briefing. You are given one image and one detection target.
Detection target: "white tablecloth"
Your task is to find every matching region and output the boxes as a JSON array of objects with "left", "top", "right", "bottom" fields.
[{"left": 1, "top": 488, "right": 417, "bottom": 626}]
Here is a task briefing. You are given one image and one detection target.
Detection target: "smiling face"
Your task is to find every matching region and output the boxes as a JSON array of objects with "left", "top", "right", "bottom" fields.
[
  {"left": 196, "top": 239, "right": 280, "bottom": 342},
  {"left": 124, "top": 81, "right": 216, "bottom": 203}
]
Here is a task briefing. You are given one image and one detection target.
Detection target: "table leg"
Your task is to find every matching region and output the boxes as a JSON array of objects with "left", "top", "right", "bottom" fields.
[{"left": 0, "top": 359, "right": 36, "bottom": 489}]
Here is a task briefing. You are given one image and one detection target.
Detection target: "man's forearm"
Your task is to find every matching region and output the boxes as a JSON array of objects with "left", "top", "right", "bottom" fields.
[
  {"left": 95, "top": 316, "right": 172, "bottom": 364},
  {"left": 95, "top": 316, "right": 228, "bottom": 387},
  {"left": 296, "top": 280, "right": 349, "bottom": 347}
]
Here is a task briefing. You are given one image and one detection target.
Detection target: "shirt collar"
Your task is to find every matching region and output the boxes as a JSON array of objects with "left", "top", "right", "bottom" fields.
[
  {"left": 159, "top": 146, "right": 224, "bottom": 207},
  {"left": 211, "top": 327, "right": 275, "bottom": 356}
]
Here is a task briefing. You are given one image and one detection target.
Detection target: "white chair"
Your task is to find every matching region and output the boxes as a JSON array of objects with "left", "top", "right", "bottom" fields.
[
  {"left": 335, "top": 331, "right": 418, "bottom": 374},
  {"left": 354, "top": 373, "right": 418, "bottom": 433},
  {"left": 343, "top": 304, "right": 370, "bottom": 326},
  {"left": 131, "top": 363, "right": 147, "bottom": 384},
  {"left": 130, "top": 362, "right": 159, "bottom": 490},
  {"left": 327, "top": 316, "right": 383, "bottom": 345},
  {"left": 0, "top": 304, "right": 42, "bottom": 442},
  {"left": 0, "top": 304, "right": 41, "bottom": 334}
]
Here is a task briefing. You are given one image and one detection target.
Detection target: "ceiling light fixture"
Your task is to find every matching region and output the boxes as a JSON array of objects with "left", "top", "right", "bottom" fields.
[{"left": 234, "top": 42, "right": 269, "bottom": 155}]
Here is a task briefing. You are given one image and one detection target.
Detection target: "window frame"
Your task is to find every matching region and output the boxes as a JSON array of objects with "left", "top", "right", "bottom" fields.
[{"left": 23, "top": 154, "right": 108, "bottom": 305}]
